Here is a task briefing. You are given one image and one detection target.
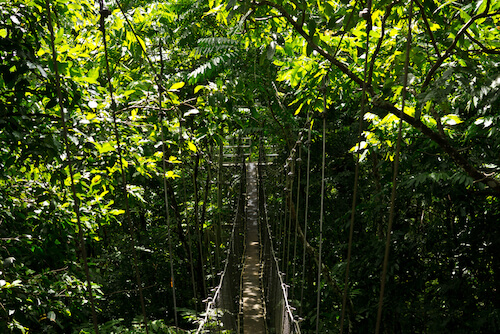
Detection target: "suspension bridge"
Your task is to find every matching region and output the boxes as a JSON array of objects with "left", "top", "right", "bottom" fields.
[
  {"left": 20, "top": 2, "right": 421, "bottom": 332},
  {"left": 38, "top": 0, "right": 328, "bottom": 329},
  {"left": 195, "top": 139, "right": 301, "bottom": 333}
]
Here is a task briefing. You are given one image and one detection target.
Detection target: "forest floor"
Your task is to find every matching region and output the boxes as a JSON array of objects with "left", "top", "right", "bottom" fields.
[{"left": 241, "top": 162, "right": 266, "bottom": 334}]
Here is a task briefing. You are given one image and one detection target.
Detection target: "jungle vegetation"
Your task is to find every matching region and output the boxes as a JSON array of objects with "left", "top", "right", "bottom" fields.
[{"left": 1, "top": 0, "right": 499, "bottom": 333}]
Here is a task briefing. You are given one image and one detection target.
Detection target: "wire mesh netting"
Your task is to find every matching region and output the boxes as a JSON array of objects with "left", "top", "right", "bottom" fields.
[
  {"left": 258, "top": 145, "right": 301, "bottom": 334},
  {"left": 197, "top": 139, "right": 300, "bottom": 334}
]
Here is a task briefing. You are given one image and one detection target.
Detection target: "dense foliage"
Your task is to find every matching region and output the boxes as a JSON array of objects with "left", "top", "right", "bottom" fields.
[{"left": 1, "top": 0, "right": 499, "bottom": 333}]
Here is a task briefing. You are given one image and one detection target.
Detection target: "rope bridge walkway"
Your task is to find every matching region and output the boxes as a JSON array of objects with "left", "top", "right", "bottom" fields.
[
  {"left": 196, "top": 141, "right": 300, "bottom": 334},
  {"left": 35, "top": 1, "right": 417, "bottom": 330},
  {"left": 242, "top": 162, "right": 265, "bottom": 333}
]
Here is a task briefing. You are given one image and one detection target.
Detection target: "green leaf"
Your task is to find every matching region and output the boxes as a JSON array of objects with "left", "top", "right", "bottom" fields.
[
  {"left": 307, "top": 18, "right": 317, "bottom": 36},
  {"left": 91, "top": 175, "right": 101, "bottom": 184},
  {"left": 168, "top": 156, "right": 181, "bottom": 164},
  {"left": 266, "top": 41, "right": 276, "bottom": 60},
  {"left": 85, "top": 68, "right": 99, "bottom": 84},
  {"left": 187, "top": 141, "right": 197, "bottom": 152},
  {"left": 203, "top": 4, "right": 223, "bottom": 18},
  {"left": 109, "top": 209, "right": 125, "bottom": 215},
  {"left": 45, "top": 97, "right": 58, "bottom": 110},
  {"left": 167, "top": 91, "right": 180, "bottom": 104},
  {"left": 95, "top": 142, "right": 116, "bottom": 154},
  {"left": 184, "top": 109, "right": 199, "bottom": 116},
  {"left": 294, "top": 102, "right": 305, "bottom": 115},
  {"left": 194, "top": 85, "right": 205, "bottom": 93},
  {"left": 442, "top": 114, "right": 463, "bottom": 126},
  {"left": 306, "top": 43, "right": 313, "bottom": 57},
  {"left": 54, "top": 28, "right": 64, "bottom": 44},
  {"left": 47, "top": 311, "right": 56, "bottom": 322},
  {"left": 475, "top": 0, "right": 487, "bottom": 14},
  {"left": 324, "top": 3, "right": 334, "bottom": 19},
  {"left": 165, "top": 170, "right": 180, "bottom": 179},
  {"left": 169, "top": 81, "right": 185, "bottom": 91}
]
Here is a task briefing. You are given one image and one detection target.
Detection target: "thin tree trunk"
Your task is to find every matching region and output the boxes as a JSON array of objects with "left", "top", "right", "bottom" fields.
[
  {"left": 193, "top": 154, "right": 207, "bottom": 298},
  {"left": 216, "top": 141, "right": 223, "bottom": 266},
  {"left": 288, "top": 195, "right": 355, "bottom": 330},
  {"left": 201, "top": 149, "right": 214, "bottom": 286}
]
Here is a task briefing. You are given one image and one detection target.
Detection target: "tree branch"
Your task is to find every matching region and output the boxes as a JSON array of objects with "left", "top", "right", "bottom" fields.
[
  {"left": 464, "top": 30, "right": 500, "bottom": 54},
  {"left": 1, "top": 112, "right": 60, "bottom": 121},
  {"left": 414, "top": 0, "right": 441, "bottom": 57},
  {"left": 421, "top": 9, "right": 500, "bottom": 89},
  {"left": 255, "top": 0, "right": 368, "bottom": 92},
  {"left": 254, "top": 15, "right": 282, "bottom": 21},
  {"left": 252, "top": 0, "right": 500, "bottom": 193},
  {"left": 368, "top": 1, "right": 397, "bottom": 88},
  {"left": 372, "top": 100, "right": 500, "bottom": 193}
]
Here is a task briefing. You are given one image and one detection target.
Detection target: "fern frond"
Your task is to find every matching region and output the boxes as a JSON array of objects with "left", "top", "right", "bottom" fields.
[
  {"left": 195, "top": 37, "right": 241, "bottom": 55},
  {"left": 187, "top": 52, "right": 239, "bottom": 84}
]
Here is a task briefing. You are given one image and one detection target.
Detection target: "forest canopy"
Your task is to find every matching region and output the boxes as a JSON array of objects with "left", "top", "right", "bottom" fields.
[{"left": 1, "top": 0, "right": 499, "bottom": 333}]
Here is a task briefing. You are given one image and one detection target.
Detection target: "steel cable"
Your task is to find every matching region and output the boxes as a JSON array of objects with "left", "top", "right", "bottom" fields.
[
  {"left": 340, "top": 1, "right": 373, "bottom": 332},
  {"left": 375, "top": 2, "right": 414, "bottom": 333},
  {"left": 315, "top": 74, "right": 328, "bottom": 334}
]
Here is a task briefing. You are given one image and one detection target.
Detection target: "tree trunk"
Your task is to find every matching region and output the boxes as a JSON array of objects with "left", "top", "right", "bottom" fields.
[{"left": 193, "top": 153, "right": 206, "bottom": 298}]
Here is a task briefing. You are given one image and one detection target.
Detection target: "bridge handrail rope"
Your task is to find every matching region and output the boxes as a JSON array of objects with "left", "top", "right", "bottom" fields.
[
  {"left": 196, "top": 154, "right": 246, "bottom": 333},
  {"left": 258, "top": 144, "right": 301, "bottom": 334},
  {"left": 285, "top": 153, "right": 293, "bottom": 287}
]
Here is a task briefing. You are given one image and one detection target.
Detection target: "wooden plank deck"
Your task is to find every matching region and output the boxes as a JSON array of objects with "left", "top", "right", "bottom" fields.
[{"left": 242, "top": 162, "right": 266, "bottom": 334}]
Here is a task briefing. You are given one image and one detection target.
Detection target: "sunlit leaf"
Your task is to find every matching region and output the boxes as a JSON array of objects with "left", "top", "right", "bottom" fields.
[
  {"left": 187, "top": 141, "right": 197, "bottom": 152},
  {"left": 203, "top": 4, "right": 223, "bottom": 18},
  {"left": 184, "top": 109, "right": 199, "bottom": 116},
  {"left": 165, "top": 170, "right": 180, "bottom": 179},
  {"left": 442, "top": 114, "right": 463, "bottom": 126},
  {"left": 294, "top": 102, "right": 304, "bottom": 115},
  {"left": 169, "top": 82, "right": 185, "bottom": 91},
  {"left": 168, "top": 156, "right": 181, "bottom": 164},
  {"left": 194, "top": 85, "right": 205, "bottom": 93},
  {"left": 55, "top": 28, "right": 64, "bottom": 44},
  {"left": 91, "top": 175, "right": 101, "bottom": 184},
  {"left": 266, "top": 41, "right": 276, "bottom": 60},
  {"left": 95, "top": 142, "right": 116, "bottom": 154}
]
